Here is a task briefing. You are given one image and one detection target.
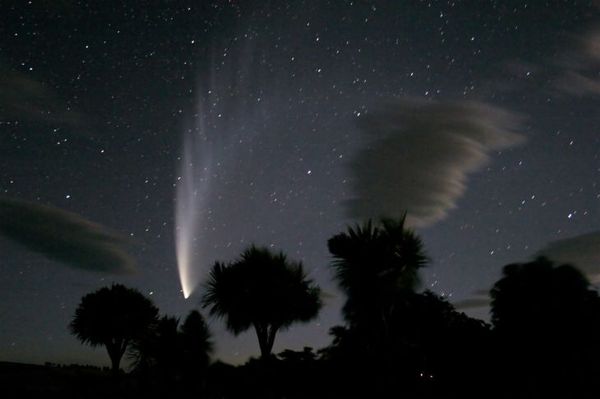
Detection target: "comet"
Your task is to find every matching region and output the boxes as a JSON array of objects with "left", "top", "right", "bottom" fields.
[
  {"left": 174, "top": 42, "right": 266, "bottom": 298},
  {"left": 174, "top": 116, "right": 214, "bottom": 299}
]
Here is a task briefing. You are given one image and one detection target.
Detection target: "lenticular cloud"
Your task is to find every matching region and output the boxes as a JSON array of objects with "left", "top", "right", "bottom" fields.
[{"left": 345, "top": 99, "right": 525, "bottom": 228}]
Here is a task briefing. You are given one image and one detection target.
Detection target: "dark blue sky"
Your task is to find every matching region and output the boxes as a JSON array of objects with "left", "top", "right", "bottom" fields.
[{"left": 1, "top": 0, "right": 599, "bottom": 366}]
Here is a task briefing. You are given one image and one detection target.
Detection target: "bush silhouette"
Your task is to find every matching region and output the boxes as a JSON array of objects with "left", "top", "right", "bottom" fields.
[{"left": 491, "top": 257, "right": 600, "bottom": 396}]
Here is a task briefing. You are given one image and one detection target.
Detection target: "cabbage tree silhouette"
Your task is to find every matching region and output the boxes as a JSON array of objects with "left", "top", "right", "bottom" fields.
[
  {"left": 70, "top": 284, "right": 158, "bottom": 376},
  {"left": 491, "top": 257, "right": 600, "bottom": 396},
  {"left": 327, "top": 216, "right": 427, "bottom": 331},
  {"left": 325, "top": 217, "right": 429, "bottom": 395},
  {"left": 202, "top": 245, "right": 322, "bottom": 358}
]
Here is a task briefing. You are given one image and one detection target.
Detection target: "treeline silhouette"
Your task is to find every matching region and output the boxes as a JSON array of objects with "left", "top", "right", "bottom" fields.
[{"left": 58, "top": 217, "right": 600, "bottom": 398}]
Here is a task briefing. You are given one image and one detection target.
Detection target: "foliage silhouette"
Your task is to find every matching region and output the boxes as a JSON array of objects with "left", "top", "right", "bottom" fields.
[
  {"left": 70, "top": 284, "right": 158, "bottom": 376},
  {"left": 326, "top": 216, "right": 428, "bottom": 366},
  {"left": 327, "top": 216, "right": 427, "bottom": 327},
  {"left": 492, "top": 256, "right": 595, "bottom": 332},
  {"left": 180, "top": 310, "right": 213, "bottom": 390},
  {"left": 128, "top": 310, "right": 212, "bottom": 394},
  {"left": 491, "top": 257, "right": 600, "bottom": 397},
  {"left": 52, "top": 228, "right": 600, "bottom": 398},
  {"left": 322, "top": 290, "right": 491, "bottom": 398},
  {"left": 128, "top": 315, "right": 180, "bottom": 382},
  {"left": 323, "top": 218, "right": 498, "bottom": 397},
  {"left": 202, "top": 245, "right": 322, "bottom": 358}
]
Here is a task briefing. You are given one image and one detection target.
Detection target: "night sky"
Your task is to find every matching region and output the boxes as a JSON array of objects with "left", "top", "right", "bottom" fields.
[{"left": 1, "top": 1, "right": 599, "bottom": 367}]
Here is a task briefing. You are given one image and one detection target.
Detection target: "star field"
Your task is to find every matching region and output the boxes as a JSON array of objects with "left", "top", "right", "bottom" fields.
[{"left": 0, "top": 0, "right": 599, "bottom": 366}]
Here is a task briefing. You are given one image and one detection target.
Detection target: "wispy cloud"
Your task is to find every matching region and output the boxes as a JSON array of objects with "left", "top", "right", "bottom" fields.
[
  {"left": 554, "top": 28, "right": 600, "bottom": 97},
  {"left": 544, "top": 2, "right": 600, "bottom": 98},
  {"left": 536, "top": 231, "right": 600, "bottom": 283},
  {"left": 454, "top": 229, "right": 600, "bottom": 309},
  {"left": 453, "top": 296, "right": 491, "bottom": 311},
  {"left": 345, "top": 99, "right": 525, "bottom": 227},
  {"left": 492, "top": 3, "right": 600, "bottom": 100},
  {"left": 0, "top": 198, "right": 135, "bottom": 274}
]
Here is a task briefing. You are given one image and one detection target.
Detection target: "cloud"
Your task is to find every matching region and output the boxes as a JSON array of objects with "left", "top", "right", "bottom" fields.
[
  {"left": 453, "top": 296, "right": 491, "bottom": 311},
  {"left": 494, "top": 4, "right": 600, "bottom": 100},
  {"left": 345, "top": 99, "right": 525, "bottom": 227},
  {"left": 453, "top": 288, "right": 492, "bottom": 310},
  {"left": 557, "top": 70, "right": 600, "bottom": 96},
  {"left": 0, "top": 198, "right": 135, "bottom": 274},
  {"left": 472, "top": 288, "right": 491, "bottom": 297},
  {"left": 454, "top": 230, "right": 600, "bottom": 311},
  {"left": 535, "top": 231, "right": 600, "bottom": 283},
  {"left": 554, "top": 29, "right": 600, "bottom": 97},
  {"left": 552, "top": 0, "right": 600, "bottom": 97}
]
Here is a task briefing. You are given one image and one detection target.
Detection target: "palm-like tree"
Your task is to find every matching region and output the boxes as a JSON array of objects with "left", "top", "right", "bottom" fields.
[
  {"left": 70, "top": 284, "right": 158, "bottom": 375},
  {"left": 327, "top": 216, "right": 427, "bottom": 327},
  {"left": 202, "top": 245, "right": 322, "bottom": 358}
]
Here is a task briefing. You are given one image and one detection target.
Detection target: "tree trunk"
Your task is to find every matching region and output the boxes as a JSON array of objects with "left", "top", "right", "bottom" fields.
[
  {"left": 255, "top": 323, "right": 268, "bottom": 358},
  {"left": 253, "top": 323, "right": 273, "bottom": 359},
  {"left": 106, "top": 339, "right": 128, "bottom": 378},
  {"left": 254, "top": 323, "right": 279, "bottom": 360},
  {"left": 106, "top": 344, "right": 121, "bottom": 377},
  {"left": 266, "top": 325, "right": 278, "bottom": 355}
]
